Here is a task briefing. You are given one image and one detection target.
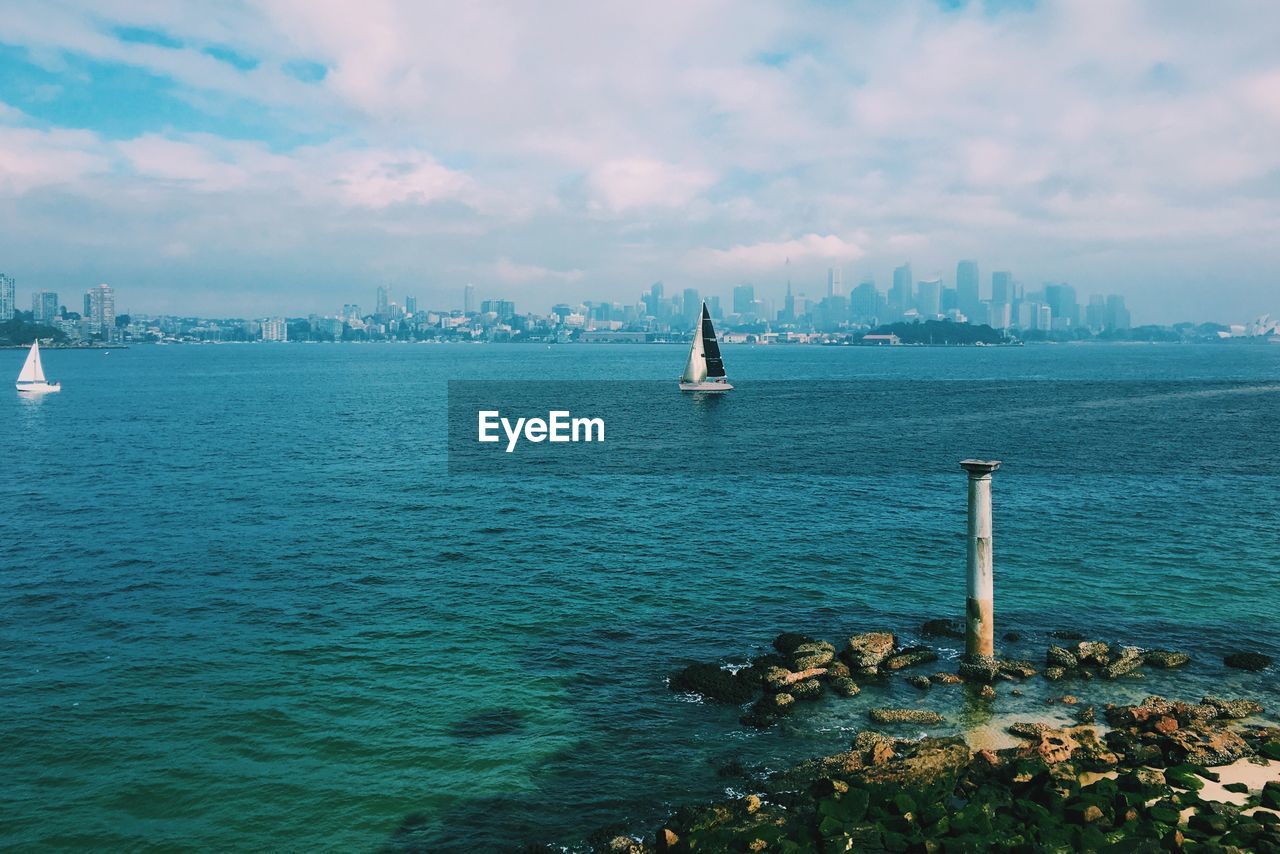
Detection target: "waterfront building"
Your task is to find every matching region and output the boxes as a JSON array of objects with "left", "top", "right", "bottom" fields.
[
  {"left": 32, "top": 290, "right": 60, "bottom": 323},
  {"left": 0, "top": 272, "right": 14, "bottom": 320},
  {"left": 991, "top": 271, "right": 1013, "bottom": 304},
  {"left": 261, "top": 317, "right": 287, "bottom": 341}
]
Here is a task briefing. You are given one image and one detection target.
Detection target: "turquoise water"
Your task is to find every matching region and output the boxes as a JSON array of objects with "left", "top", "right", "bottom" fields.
[{"left": 2, "top": 343, "right": 1279, "bottom": 850}]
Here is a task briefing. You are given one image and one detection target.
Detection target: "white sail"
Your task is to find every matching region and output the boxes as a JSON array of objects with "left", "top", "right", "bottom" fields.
[
  {"left": 17, "top": 341, "right": 45, "bottom": 383},
  {"left": 681, "top": 318, "right": 706, "bottom": 383}
]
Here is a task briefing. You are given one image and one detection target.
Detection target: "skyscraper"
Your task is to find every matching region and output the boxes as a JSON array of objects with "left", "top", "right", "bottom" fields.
[
  {"left": 683, "top": 287, "right": 700, "bottom": 323},
  {"left": 956, "top": 260, "right": 980, "bottom": 320},
  {"left": 990, "top": 271, "right": 1013, "bottom": 305},
  {"left": 827, "top": 266, "right": 843, "bottom": 297},
  {"left": 480, "top": 299, "right": 516, "bottom": 321},
  {"left": 464, "top": 283, "right": 475, "bottom": 314},
  {"left": 85, "top": 283, "right": 115, "bottom": 339},
  {"left": 0, "top": 273, "right": 14, "bottom": 320},
  {"left": 1105, "top": 294, "right": 1131, "bottom": 331},
  {"left": 732, "top": 283, "right": 755, "bottom": 316},
  {"left": 915, "top": 278, "right": 942, "bottom": 317},
  {"left": 644, "top": 281, "right": 665, "bottom": 319},
  {"left": 32, "top": 291, "right": 59, "bottom": 322},
  {"left": 376, "top": 286, "right": 390, "bottom": 317},
  {"left": 891, "top": 264, "right": 913, "bottom": 312},
  {"left": 1043, "top": 283, "right": 1079, "bottom": 328},
  {"left": 851, "top": 280, "right": 878, "bottom": 321},
  {"left": 405, "top": 296, "right": 417, "bottom": 314}
]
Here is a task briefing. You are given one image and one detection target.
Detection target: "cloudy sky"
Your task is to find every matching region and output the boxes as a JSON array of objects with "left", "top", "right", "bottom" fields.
[{"left": 1, "top": 0, "right": 1278, "bottom": 322}]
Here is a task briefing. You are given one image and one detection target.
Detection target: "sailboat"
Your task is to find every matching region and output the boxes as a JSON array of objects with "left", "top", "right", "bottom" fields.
[
  {"left": 679, "top": 303, "right": 733, "bottom": 392},
  {"left": 15, "top": 340, "right": 60, "bottom": 393}
]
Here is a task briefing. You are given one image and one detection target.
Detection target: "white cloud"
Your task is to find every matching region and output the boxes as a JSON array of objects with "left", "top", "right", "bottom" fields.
[
  {"left": 334, "top": 150, "right": 472, "bottom": 209},
  {"left": 1, "top": 0, "right": 1280, "bottom": 319},
  {"left": 690, "top": 233, "right": 866, "bottom": 272},
  {"left": 492, "top": 257, "right": 584, "bottom": 285},
  {"left": 587, "top": 158, "right": 716, "bottom": 213}
]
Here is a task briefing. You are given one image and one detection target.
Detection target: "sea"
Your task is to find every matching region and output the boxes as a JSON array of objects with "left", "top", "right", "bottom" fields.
[{"left": 2, "top": 342, "right": 1278, "bottom": 851}]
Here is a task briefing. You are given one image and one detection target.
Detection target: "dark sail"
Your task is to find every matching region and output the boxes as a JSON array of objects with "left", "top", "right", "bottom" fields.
[{"left": 700, "top": 305, "right": 726, "bottom": 377}]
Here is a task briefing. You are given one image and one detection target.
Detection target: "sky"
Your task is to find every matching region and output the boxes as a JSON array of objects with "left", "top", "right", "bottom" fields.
[{"left": 1, "top": 0, "right": 1278, "bottom": 322}]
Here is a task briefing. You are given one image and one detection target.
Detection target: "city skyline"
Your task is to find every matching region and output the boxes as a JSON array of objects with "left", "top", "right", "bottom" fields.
[
  {"left": 2, "top": 2, "right": 1280, "bottom": 321},
  {"left": 0, "top": 259, "right": 1149, "bottom": 330}
]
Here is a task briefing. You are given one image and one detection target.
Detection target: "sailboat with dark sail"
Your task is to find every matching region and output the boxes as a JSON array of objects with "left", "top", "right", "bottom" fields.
[{"left": 679, "top": 302, "right": 733, "bottom": 392}]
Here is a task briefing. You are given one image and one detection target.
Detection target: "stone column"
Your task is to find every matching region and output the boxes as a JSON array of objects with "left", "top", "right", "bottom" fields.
[{"left": 960, "top": 459, "right": 1001, "bottom": 662}]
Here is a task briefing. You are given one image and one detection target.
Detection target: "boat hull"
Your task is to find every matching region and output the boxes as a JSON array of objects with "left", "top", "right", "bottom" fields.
[
  {"left": 678, "top": 380, "right": 733, "bottom": 392},
  {"left": 16, "top": 381, "right": 60, "bottom": 393}
]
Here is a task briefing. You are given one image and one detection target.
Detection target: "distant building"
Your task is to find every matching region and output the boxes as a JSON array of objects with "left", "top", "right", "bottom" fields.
[
  {"left": 32, "top": 290, "right": 59, "bottom": 323},
  {"left": 261, "top": 317, "right": 287, "bottom": 341},
  {"left": 706, "top": 295, "right": 722, "bottom": 319},
  {"left": 861, "top": 333, "right": 901, "bottom": 346},
  {"left": 826, "top": 266, "right": 843, "bottom": 297},
  {"left": 85, "top": 283, "right": 115, "bottom": 339},
  {"left": 851, "top": 280, "right": 878, "bottom": 321},
  {"left": 464, "top": 283, "right": 475, "bottom": 314},
  {"left": 915, "top": 278, "right": 942, "bottom": 317},
  {"left": 0, "top": 273, "right": 13, "bottom": 320},
  {"left": 987, "top": 301, "right": 1012, "bottom": 330},
  {"left": 481, "top": 299, "right": 516, "bottom": 321},
  {"left": 1043, "top": 283, "right": 1078, "bottom": 327},
  {"left": 1105, "top": 294, "right": 1131, "bottom": 331},
  {"left": 376, "top": 286, "right": 390, "bottom": 317},
  {"left": 682, "top": 287, "right": 700, "bottom": 322},
  {"left": 956, "top": 260, "right": 980, "bottom": 320},
  {"left": 1085, "top": 294, "right": 1107, "bottom": 331},
  {"left": 732, "top": 283, "right": 755, "bottom": 316},
  {"left": 891, "top": 264, "right": 913, "bottom": 313},
  {"left": 405, "top": 296, "right": 417, "bottom": 314},
  {"left": 990, "top": 271, "right": 1013, "bottom": 305},
  {"left": 342, "top": 303, "right": 361, "bottom": 322}
]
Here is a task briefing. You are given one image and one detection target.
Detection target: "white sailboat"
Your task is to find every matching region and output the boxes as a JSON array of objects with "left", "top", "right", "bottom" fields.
[
  {"left": 679, "top": 302, "right": 733, "bottom": 392},
  {"left": 15, "top": 340, "right": 60, "bottom": 393}
]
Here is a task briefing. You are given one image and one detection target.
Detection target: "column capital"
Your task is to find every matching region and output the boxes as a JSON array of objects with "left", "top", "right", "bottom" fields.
[{"left": 960, "top": 459, "right": 1002, "bottom": 476}]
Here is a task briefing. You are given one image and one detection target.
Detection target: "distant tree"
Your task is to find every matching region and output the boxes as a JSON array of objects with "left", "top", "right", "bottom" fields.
[
  {"left": 1128, "top": 325, "right": 1181, "bottom": 342},
  {"left": 115, "top": 314, "right": 131, "bottom": 328},
  {"left": 0, "top": 318, "right": 67, "bottom": 345},
  {"left": 868, "top": 319, "right": 1006, "bottom": 345},
  {"left": 287, "top": 319, "right": 311, "bottom": 341}
]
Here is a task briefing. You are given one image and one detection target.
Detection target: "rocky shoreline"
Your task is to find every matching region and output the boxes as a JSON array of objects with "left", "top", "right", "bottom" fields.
[{"left": 569, "top": 625, "right": 1278, "bottom": 852}]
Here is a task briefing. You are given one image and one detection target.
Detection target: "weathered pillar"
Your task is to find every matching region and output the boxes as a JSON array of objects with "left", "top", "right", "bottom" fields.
[{"left": 960, "top": 459, "right": 1001, "bottom": 662}]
